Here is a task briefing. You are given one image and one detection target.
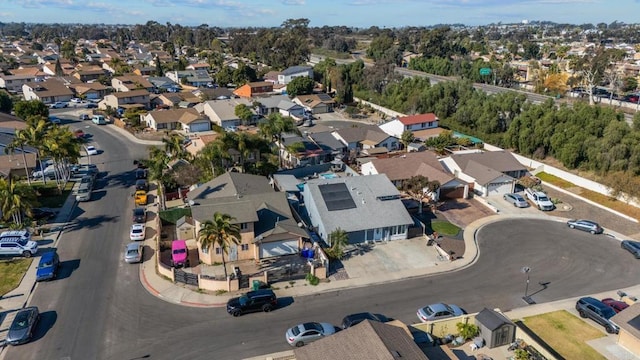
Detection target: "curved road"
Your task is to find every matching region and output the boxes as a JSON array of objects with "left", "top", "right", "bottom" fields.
[{"left": 6, "top": 124, "right": 640, "bottom": 359}]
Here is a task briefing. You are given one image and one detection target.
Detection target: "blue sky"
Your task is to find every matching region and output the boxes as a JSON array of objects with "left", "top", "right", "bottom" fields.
[{"left": 1, "top": 0, "right": 637, "bottom": 28}]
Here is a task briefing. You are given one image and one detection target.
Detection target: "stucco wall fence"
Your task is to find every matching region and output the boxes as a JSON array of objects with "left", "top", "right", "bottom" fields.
[{"left": 353, "top": 97, "right": 406, "bottom": 119}]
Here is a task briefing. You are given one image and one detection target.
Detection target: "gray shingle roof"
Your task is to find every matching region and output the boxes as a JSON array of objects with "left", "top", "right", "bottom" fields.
[
  {"left": 450, "top": 151, "right": 526, "bottom": 173},
  {"left": 475, "top": 308, "right": 514, "bottom": 331},
  {"left": 308, "top": 131, "right": 346, "bottom": 152},
  {"left": 294, "top": 320, "right": 428, "bottom": 360},
  {"left": 187, "top": 172, "right": 272, "bottom": 201},
  {"left": 282, "top": 65, "right": 312, "bottom": 76},
  {"left": 304, "top": 174, "right": 413, "bottom": 233}
]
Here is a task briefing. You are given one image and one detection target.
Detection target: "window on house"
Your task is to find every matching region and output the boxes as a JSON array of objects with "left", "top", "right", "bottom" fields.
[
  {"left": 240, "top": 223, "right": 248, "bottom": 230},
  {"left": 215, "top": 247, "right": 222, "bottom": 255},
  {"left": 421, "top": 122, "right": 426, "bottom": 128},
  {"left": 202, "top": 246, "right": 209, "bottom": 254},
  {"left": 241, "top": 244, "right": 249, "bottom": 251},
  {"left": 366, "top": 229, "right": 374, "bottom": 240}
]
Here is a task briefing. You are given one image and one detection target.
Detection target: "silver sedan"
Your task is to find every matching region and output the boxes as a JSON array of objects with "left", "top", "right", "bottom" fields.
[
  {"left": 124, "top": 242, "right": 143, "bottom": 263},
  {"left": 503, "top": 193, "right": 529, "bottom": 208},
  {"left": 286, "top": 322, "right": 337, "bottom": 347}
]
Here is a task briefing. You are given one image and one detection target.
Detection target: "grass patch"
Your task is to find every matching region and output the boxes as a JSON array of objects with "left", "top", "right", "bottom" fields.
[
  {"left": 431, "top": 220, "right": 460, "bottom": 236},
  {"left": 536, "top": 172, "right": 640, "bottom": 220},
  {"left": 159, "top": 208, "right": 192, "bottom": 225},
  {"left": 310, "top": 49, "right": 352, "bottom": 60},
  {"left": 0, "top": 259, "right": 33, "bottom": 296},
  {"left": 523, "top": 310, "right": 606, "bottom": 360},
  {"left": 31, "top": 181, "right": 74, "bottom": 208}
]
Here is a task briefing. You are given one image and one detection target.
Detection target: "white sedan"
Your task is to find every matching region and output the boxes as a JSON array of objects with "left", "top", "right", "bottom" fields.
[
  {"left": 85, "top": 146, "right": 98, "bottom": 156},
  {"left": 130, "top": 224, "right": 146, "bottom": 241}
]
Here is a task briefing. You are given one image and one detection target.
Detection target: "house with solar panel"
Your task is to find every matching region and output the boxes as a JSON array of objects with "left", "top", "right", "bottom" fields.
[{"left": 301, "top": 174, "right": 414, "bottom": 245}]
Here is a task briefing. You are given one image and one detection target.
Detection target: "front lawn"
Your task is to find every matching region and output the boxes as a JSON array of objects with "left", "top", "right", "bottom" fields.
[
  {"left": 31, "top": 181, "right": 74, "bottom": 208},
  {"left": 523, "top": 310, "right": 606, "bottom": 360},
  {"left": 430, "top": 220, "right": 460, "bottom": 236},
  {"left": 0, "top": 259, "right": 33, "bottom": 296}
]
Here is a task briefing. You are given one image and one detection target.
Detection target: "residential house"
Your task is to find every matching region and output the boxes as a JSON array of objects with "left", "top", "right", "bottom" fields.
[
  {"left": 332, "top": 124, "right": 399, "bottom": 153},
  {"left": 294, "top": 320, "right": 428, "bottom": 360},
  {"left": 293, "top": 93, "right": 335, "bottom": 114},
  {"left": 278, "top": 99, "right": 305, "bottom": 120},
  {"left": 67, "top": 82, "right": 108, "bottom": 101},
  {"left": 253, "top": 94, "right": 289, "bottom": 116},
  {"left": 277, "top": 65, "right": 313, "bottom": 85},
  {"left": 279, "top": 133, "right": 332, "bottom": 168},
  {"left": 0, "top": 152, "right": 37, "bottom": 179},
  {"left": 187, "top": 172, "right": 309, "bottom": 263},
  {"left": 186, "top": 63, "right": 211, "bottom": 71},
  {"left": 302, "top": 174, "right": 413, "bottom": 244},
  {"left": 112, "top": 75, "right": 154, "bottom": 92},
  {"left": 132, "top": 65, "right": 155, "bottom": 76},
  {"left": 147, "top": 76, "right": 180, "bottom": 93},
  {"left": 99, "top": 89, "right": 150, "bottom": 110},
  {"left": 0, "top": 73, "right": 35, "bottom": 93},
  {"left": 197, "top": 98, "right": 253, "bottom": 129},
  {"left": 71, "top": 67, "right": 106, "bottom": 82},
  {"left": 379, "top": 113, "right": 439, "bottom": 138},
  {"left": 193, "top": 87, "right": 235, "bottom": 101},
  {"left": 142, "top": 108, "right": 211, "bottom": 132},
  {"left": 185, "top": 133, "right": 220, "bottom": 157},
  {"left": 22, "top": 80, "right": 74, "bottom": 104},
  {"left": 233, "top": 81, "right": 274, "bottom": 98},
  {"left": 360, "top": 151, "right": 468, "bottom": 200},
  {"left": 42, "top": 61, "right": 75, "bottom": 76},
  {"left": 166, "top": 70, "right": 213, "bottom": 88},
  {"left": 307, "top": 131, "right": 347, "bottom": 163},
  {"left": 611, "top": 303, "right": 640, "bottom": 356},
  {"left": 440, "top": 151, "right": 528, "bottom": 196}
]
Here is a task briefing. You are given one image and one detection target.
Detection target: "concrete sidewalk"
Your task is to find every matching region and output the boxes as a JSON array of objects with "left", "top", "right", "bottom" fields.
[{"left": 105, "top": 123, "right": 163, "bottom": 146}]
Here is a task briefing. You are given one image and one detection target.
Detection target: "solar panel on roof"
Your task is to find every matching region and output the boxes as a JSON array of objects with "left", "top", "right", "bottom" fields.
[{"left": 319, "top": 183, "right": 356, "bottom": 211}]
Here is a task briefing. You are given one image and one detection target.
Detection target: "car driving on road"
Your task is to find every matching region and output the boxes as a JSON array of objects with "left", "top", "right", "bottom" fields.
[
  {"left": 566, "top": 219, "right": 603, "bottom": 234},
  {"left": 286, "top": 322, "right": 337, "bottom": 347}
]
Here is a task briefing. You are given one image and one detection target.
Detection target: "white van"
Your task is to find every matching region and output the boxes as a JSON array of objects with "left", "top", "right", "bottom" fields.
[{"left": 92, "top": 115, "right": 106, "bottom": 125}]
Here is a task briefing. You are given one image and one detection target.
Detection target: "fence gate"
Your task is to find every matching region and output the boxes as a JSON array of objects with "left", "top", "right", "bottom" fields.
[
  {"left": 174, "top": 269, "right": 199, "bottom": 286},
  {"left": 238, "top": 274, "right": 250, "bottom": 289}
]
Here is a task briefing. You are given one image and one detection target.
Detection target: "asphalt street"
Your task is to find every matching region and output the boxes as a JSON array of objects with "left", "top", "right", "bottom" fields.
[{"left": 5, "top": 117, "right": 640, "bottom": 360}]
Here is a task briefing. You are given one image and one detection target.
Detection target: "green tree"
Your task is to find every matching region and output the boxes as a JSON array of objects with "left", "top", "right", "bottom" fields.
[
  {"left": 162, "top": 133, "right": 186, "bottom": 159},
  {"left": 402, "top": 175, "right": 440, "bottom": 214},
  {"left": 258, "top": 113, "right": 301, "bottom": 169},
  {"left": 197, "top": 212, "right": 241, "bottom": 279},
  {"left": 154, "top": 56, "right": 164, "bottom": 77},
  {"left": 5, "top": 129, "right": 33, "bottom": 185},
  {"left": 326, "top": 227, "right": 349, "bottom": 259},
  {"left": 0, "top": 91, "right": 12, "bottom": 113},
  {"left": 0, "top": 177, "right": 37, "bottom": 227},
  {"left": 234, "top": 104, "right": 254, "bottom": 126},
  {"left": 400, "top": 130, "right": 415, "bottom": 152},
  {"left": 286, "top": 76, "right": 315, "bottom": 98},
  {"left": 13, "top": 100, "right": 49, "bottom": 120},
  {"left": 22, "top": 116, "right": 53, "bottom": 185},
  {"left": 54, "top": 58, "right": 63, "bottom": 76}
]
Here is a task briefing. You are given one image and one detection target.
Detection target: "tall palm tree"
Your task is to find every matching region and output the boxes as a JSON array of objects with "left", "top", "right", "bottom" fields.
[
  {"left": 0, "top": 177, "right": 37, "bottom": 226},
  {"left": 4, "top": 129, "right": 32, "bottom": 185},
  {"left": 258, "top": 113, "right": 301, "bottom": 169},
  {"left": 22, "top": 116, "right": 53, "bottom": 184},
  {"left": 162, "top": 133, "right": 186, "bottom": 159},
  {"left": 328, "top": 228, "right": 349, "bottom": 259},
  {"left": 197, "top": 212, "right": 241, "bottom": 280},
  {"left": 42, "top": 126, "right": 80, "bottom": 191}
]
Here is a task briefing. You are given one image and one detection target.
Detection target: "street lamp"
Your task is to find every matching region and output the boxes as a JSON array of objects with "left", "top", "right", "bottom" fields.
[{"left": 521, "top": 266, "right": 532, "bottom": 304}]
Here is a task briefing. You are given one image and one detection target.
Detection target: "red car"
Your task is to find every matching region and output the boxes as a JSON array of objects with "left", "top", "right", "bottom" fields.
[{"left": 601, "top": 298, "right": 629, "bottom": 313}]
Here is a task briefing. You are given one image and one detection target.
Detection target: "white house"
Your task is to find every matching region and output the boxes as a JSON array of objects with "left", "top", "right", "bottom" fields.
[
  {"left": 379, "top": 113, "right": 439, "bottom": 138},
  {"left": 278, "top": 66, "right": 314, "bottom": 85}
]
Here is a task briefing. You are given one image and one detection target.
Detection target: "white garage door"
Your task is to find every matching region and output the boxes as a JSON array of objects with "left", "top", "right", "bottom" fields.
[
  {"left": 190, "top": 121, "right": 211, "bottom": 132},
  {"left": 487, "top": 182, "right": 512, "bottom": 195},
  {"left": 260, "top": 239, "right": 299, "bottom": 259}
]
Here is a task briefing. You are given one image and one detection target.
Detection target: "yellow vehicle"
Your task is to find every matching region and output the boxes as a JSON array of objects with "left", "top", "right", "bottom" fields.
[{"left": 134, "top": 190, "right": 147, "bottom": 206}]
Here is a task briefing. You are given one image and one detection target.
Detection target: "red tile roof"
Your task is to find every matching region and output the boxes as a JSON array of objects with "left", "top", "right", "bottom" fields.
[{"left": 398, "top": 113, "right": 438, "bottom": 125}]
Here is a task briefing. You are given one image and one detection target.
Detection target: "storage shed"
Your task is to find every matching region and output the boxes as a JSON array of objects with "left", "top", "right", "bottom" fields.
[
  {"left": 176, "top": 216, "right": 196, "bottom": 240},
  {"left": 475, "top": 308, "right": 516, "bottom": 348}
]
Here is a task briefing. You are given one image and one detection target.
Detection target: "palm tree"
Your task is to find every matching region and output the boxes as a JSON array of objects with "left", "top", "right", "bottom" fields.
[
  {"left": 42, "top": 126, "right": 81, "bottom": 191},
  {"left": 162, "top": 133, "right": 186, "bottom": 159},
  {"left": 400, "top": 130, "right": 415, "bottom": 152},
  {"left": 327, "top": 228, "right": 349, "bottom": 259},
  {"left": 22, "top": 116, "right": 53, "bottom": 184},
  {"left": 0, "top": 177, "right": 37, "bottom": 226},
  {"left": 258, "top": 113, "right": 301, "bottom": 169},
  {"left": 4, "top": 129, "right": 32, "bottom": 185},
  {"left": 197, "top": 212, "right": 241, "bottom": 279}
]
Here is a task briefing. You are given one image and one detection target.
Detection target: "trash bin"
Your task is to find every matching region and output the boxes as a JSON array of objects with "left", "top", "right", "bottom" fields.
[{"left": 252, "top": 280, "right": 261, "bottom": 291}]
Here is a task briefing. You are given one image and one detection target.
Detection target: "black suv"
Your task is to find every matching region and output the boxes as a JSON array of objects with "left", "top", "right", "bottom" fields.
[
  {"left": 226, "top": 289, "right": 277, "bottom": 317},
  {"left": 341, "top": 312, "right": 387, "bottom": 329},
  {"left": 576, "top": 297, "right": 619, "bottom": 334},
  {"left": 135, "top": 169, "right": 147, "bottom": 180},
  {"left": 135, "top": 179, "right": 148, "bottom": 192}
]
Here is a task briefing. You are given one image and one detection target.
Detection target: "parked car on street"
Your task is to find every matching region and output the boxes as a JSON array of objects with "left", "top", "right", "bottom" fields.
[
  {"left": 503, "top": 193, "right": 529, "bottom": 208},
  {"left": 0, "top": 231, "right": 38, "bottom": 258},
  {"left": 135, "top": 169, "right": 147, "bottom": 179},
  {"left": 124, "top": 242, "right": 143, "bottom": 263},
  {"left": 576, "top": 297, "right": 619, "bottom": 334},
  {"left": 132, "top": 208, "right": 146, "bottom": 223},
  {"left": 135, "top": 179, "right": 149, "bottom": 192},
  {"left": 130, "top": 224, "right": 146, "bottom": 241},
  {"left": 566, "top": 219, "right": 603, "bottom": 234},
  {"left": 48, "top": 116, "right": 61, "bottom": 124},
  {"left": 341, "top": 312, "right": 387, "bottom": 329},
  {"left": 621, "top": 240, "right": 640, "bottom": 258},
  {"left": 286, "top": 322, "right": 337, "bottom": 347},
  {"left": 36, "top": 251, "right": 60, "bottom": 281},
  {"left": 85, "top": 145, "right": 98, "bottom": 156},
  {"left": 226, "top": 289, "right": 277, "bottom": 317},
  {"left": 417, "top": 303, "right": 467, "bottom": 322},
  {"left": 601, "top": 298, "right": 629, "bottom": 313},
  {"left": 79, "top": 113, "right": 90, "bottom": 121},
  {"left": 6, "top": 307, "right": 39, "bottom": 345},
  {"left": 49, "top": 102, "right": 67, "bottom": 109}
]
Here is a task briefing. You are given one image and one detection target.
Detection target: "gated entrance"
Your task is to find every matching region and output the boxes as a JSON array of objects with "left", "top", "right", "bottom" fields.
[{"left": 174, "top": 269, "right": 199, "bottom": 286}]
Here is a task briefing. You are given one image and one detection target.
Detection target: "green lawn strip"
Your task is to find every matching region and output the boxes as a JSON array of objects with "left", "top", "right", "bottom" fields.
[
  {"left": 0, "top": 259, "right": 33, "bottom": 296},
  {"left": 523, "top": 310, "right": 606, "bottom": 360},
  {"left": 536, "top": 172, "right": 640, "bottom": 220},
  {"left": 32, "top": 181, "right": 74, "bottom": 208},
  {"left": 430, "top": 220, "right": 460, "bottom": 236},
  {"left": 159, "top": 208, "right": 192, "bottom": 224}
]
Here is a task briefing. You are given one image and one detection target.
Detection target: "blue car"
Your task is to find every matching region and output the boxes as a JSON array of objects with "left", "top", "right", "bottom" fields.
[{"left": 36, "top": 251, "right": 59, "bottom": 281}]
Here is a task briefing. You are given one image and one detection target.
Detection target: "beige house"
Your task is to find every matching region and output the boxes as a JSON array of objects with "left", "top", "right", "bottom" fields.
[
  {"left": 99, "top": 89, "right": 150, "bottom": 110},
  {"left": 612, "top": 303, "right": 640, "bottom": 356},
  {"left": 22, "top": 80, "right": 74, "bottom": 104},
  {"left": 187, "top": 172, "right": 308, "bottom": 265},
  {"left": 141, "top": 108, "right": 211, "bottom": 132},
  {"left": 0, "top": 153, "right": 37, "bottom": 179},
  {"left": 111, "top": 75, "right": 154, "bottom": 92}
]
